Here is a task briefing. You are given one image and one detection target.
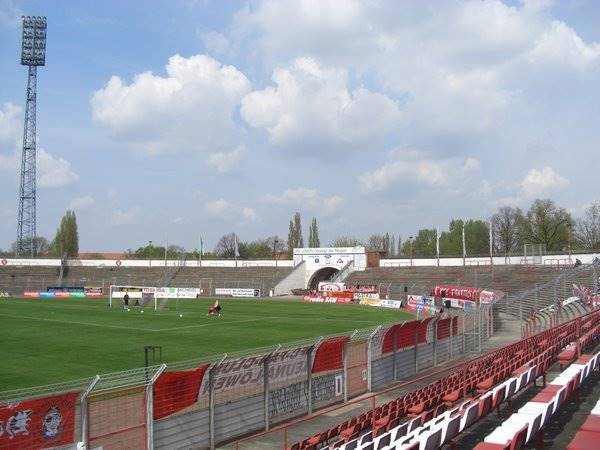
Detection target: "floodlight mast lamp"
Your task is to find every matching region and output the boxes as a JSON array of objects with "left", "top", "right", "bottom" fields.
[{"left": 16, "top": 16, "right": 46, "bottom": 257}]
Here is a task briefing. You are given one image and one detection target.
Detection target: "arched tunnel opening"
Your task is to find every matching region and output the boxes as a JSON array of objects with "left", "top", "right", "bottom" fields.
[{"left": 308, "top": 267, "right": 340, "bottom": 290}]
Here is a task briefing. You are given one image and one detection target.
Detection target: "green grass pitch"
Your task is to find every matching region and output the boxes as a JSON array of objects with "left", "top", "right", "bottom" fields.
[{"left": 0, "top": 297, "right": 413, "bottom": 391}]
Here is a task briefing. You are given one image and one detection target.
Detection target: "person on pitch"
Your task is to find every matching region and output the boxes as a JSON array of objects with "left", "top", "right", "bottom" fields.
[
  {"left": 207, "top": 299, "right": 222, "bottom": 317},
  {"left": 123, "top": 292, "right": 130, "bottom": 309}
]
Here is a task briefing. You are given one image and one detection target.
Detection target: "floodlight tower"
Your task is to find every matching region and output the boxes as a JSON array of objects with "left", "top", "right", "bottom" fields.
[{"left": 16, "top": 16, "right": 46, "bottom": 257}]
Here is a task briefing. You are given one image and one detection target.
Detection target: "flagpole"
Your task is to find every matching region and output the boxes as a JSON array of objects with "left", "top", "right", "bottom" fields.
[
  {"left": 462, "top": 222, "right": 466, "bottom": 266},
  {"left": 436, "top": 227, "right": 440, "bottom": 267},
  {"left": 489, "top": 221, "right": 493, "bottom": 266}
]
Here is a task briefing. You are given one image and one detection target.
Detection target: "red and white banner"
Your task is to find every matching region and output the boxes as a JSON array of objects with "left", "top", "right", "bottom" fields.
[
  {"left": 154, "top": 365, "right": 209, "bottom": 420},
  {"left": 318, "top": 282, "right": 346, "bottom": 292},
  {"left": 431, "top": 285, "right": 479, "bottom": 302},
  {"left": 0, "top": 392, "right": 78, "bottom": 449},
  {"left": 303, "top": 296, "right": 354, "bottom": 304}
]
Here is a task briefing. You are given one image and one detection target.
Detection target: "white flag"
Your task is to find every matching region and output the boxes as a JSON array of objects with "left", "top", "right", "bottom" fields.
[
  {"left": 436, "top": 228, "right": 440, "bottom": 259},
  {"left": 234, "top": 235, "right": 240, "bottom": 258}
]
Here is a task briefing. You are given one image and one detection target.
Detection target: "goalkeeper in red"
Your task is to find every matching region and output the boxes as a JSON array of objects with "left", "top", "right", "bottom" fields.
[{"left": 208, "top": 299, "right": 222, "bottom": 317}]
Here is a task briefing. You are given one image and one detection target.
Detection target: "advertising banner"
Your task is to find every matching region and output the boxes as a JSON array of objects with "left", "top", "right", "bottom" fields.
[
  {"left": 23, "top": 292, "right": 39, "bottom": 298},
  {"left": 0, "top": 392, "right": 79, "bottom": 449},
  {"left": 111, "top": 287, "right": 143, "bottom": 298},
  {"left": 214, "top": 288, "right": 260, "bottom": 298},
  {"left": 353, "top": 292, "right": 379, "bottom": 300},
  {"left": 380, "top": 299, "right": 403, "bottom": 309},
  {"left": 431, "top": 286, "right": 478, "bottom": 302},
  {"left": 479, "top": 289, "right": 503, "bottom": 304},
  {"left": 303, "top": 296, "right": 353, "bottom": 304},
  {"left": 317, "top": 282, "right": 346, "bottom": 292},
  {"left": 200, "top": 347, "right": 310, "bottom": 395},
  {"left": 359, "top": 298, "right": 402, "bottom": 309},
  {"left": 47, "top": 287, "right": 83, "bottom": 293},
  {"left": 84, "top": 287, "right": 103, "bottom": 297},
  {"left": 359, "top": 298, "right": 382, "bottom": 307}
]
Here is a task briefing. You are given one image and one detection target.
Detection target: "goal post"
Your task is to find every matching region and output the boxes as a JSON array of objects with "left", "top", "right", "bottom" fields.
[{"left": 108, "top": 285, "right": 200, "bottom": 310}]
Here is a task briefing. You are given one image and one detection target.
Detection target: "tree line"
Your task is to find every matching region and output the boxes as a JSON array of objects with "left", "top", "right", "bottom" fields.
[{"left": 4, "top": 198, "right": 599, "bottom": 259}]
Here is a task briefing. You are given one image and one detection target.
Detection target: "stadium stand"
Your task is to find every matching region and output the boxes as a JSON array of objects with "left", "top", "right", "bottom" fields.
[
  {"left": 345, "top": 265, "right": 567, "bottom": 299},
  {"left": 288, "top": 310, "right": 600, "bottom": 450},
  {"left": 0, "top": 264, "right": 293, "bottom": 296}
]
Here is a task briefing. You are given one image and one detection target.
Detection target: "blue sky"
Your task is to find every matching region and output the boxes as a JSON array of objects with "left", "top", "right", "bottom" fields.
[{"left": 0, "top": 0, "right": 599, "bottom": 252}]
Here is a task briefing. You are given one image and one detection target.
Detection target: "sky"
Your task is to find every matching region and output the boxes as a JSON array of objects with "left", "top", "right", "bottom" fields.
[{"left": 0, "top": 0, "right": 599, "bottom": 252}]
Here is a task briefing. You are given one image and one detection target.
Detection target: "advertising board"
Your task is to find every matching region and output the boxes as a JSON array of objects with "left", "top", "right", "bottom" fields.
[
  {"left": 303, "top": 296, "right": 354, "bottom": 304},
  {"left": 215, "top": 288, "right": 260, "bottom": 298}
]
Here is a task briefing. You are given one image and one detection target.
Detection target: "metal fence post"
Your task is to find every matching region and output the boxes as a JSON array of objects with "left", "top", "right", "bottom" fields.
[
  {"left": 432, "top": 318, "right": 438, "bottom": 367},
  {"left": 462, "top": 313, "right": 466, "bottom": 352},
  {"left": 392, "top": 325, "right": 398, "bottom": 381},
  {"left": 478, "top": 307, "right": 482, "bottom": 353},
  {"left": 367, "top": 326, "right": 380, "bottom": 392},
  {"left": 414, "top": 324, "right": 419, "bottom": 374},
  {"left": 209, "top": 355, "right": 227, "bottom": 450},
  {"left": 344, "top": 335, "right": 352, "bottom": 403},
  {"left": 308, "top": 337, "right": 323, "bottom": 416},
  {"left": 264, "top": 345, "right": 280, "bottom": 431},
  {"left": 80, "top": 375, "right": 100, "bottom": 450},
  {"left": 449, "top": 317, "right": 453, "bottom": 360},
  {"left": 146, "top": 364, "right": 166, "bottom": 450}
]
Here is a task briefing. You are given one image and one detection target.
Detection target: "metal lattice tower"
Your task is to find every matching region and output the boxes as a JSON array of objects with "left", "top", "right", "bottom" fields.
[{"left": 16, "top": 16, "right": 46, "bottom": 257}]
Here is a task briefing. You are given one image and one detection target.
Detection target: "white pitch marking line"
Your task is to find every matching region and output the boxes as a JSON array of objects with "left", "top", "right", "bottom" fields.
[
  {"left": 0, "top": 313, "right": 153, "bottom": 332},
  {"left": 156, "top": 316, "right": 278, "bottom": 331}
]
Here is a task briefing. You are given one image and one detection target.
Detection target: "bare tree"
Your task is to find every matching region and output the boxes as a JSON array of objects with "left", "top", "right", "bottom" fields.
[
  {"left": 214, "top": 232, "right": 239, "bottom": 258},
  {"left": 576, "top": 203, "right": 600, "bottom": 251},
  {"left": 367, "top": 234, "right": 385, "bottom": 251},
  {"left": 491, "top": 206, "right": 523, "bottom": 258},
  {"left": 331, "top": 236, "right": 363, "bottom": 247}
]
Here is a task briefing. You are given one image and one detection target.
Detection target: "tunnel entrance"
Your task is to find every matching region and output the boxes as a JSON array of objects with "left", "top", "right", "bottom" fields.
[{"left": 308, "top": 267, "right": 340, "bottom": 290}]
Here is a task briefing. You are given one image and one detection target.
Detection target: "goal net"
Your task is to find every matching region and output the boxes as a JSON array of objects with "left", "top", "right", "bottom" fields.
[
  {"left": 523, "top": 243, "right": 546, "bottom": 265},
  {"left": 108, "top": 286, "right": 200, "bottom": 310}
]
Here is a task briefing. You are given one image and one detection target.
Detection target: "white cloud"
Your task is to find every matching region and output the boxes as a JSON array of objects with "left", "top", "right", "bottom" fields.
[
  {"left": 201, "top": 30, "right": 230, "bottom": 55},
  {"left": 528, "top": 21, "right": 600, "bottom": 70},
  {"left": 359, "top": 151, "right": 480, "bottom": 193},
  {"left": 69, "top": 195, "right": 95, "bottom": 210},
  {"left": 91, "top": 54, "right": 250, "bottom": 155},
  {"left": 207, "top": 145, "right": 246, "bottom": 173},
  {"left": 111, "top": 208, "right": 139, "bottom": 226},
  {"left": 0, "top": 102, "right": 21, "bottom": 149},
  {"left": 0, "top": 0, "right": 22, "bottom": 28},
  {"left": 242, "top": 207, "right": 257, "bottom": 221},
  {"left": 0, "top": 103, "right": 79, "bottom": 189},
  {"left": 204, "top": 198, "right": 229, "bottom": 214},
  {"left": 263, "top": 187, "right": 344, "bottom": 214},
  {"left": 241, "top": 57, "right": 401, "bottom": 152},
  {"left": 521, "top": 166, "right": 569, "bottom": 197},
  {"left": 0, "top": 147, "right": 79, "bottom": 189},
  {"left": 232, "top": 0, "right": 600, "bottom": 149},
  {"left": 38, "top": 149, "right": 80, "bottom": 188}
]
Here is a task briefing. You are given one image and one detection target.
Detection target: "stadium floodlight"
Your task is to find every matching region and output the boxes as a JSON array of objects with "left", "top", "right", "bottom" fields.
[
  {"left": 16, "top": 16, "right": 46, "bottom": 256},
  {"left": 21, "top": 16, "right": 47, "bottom": 66}
]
